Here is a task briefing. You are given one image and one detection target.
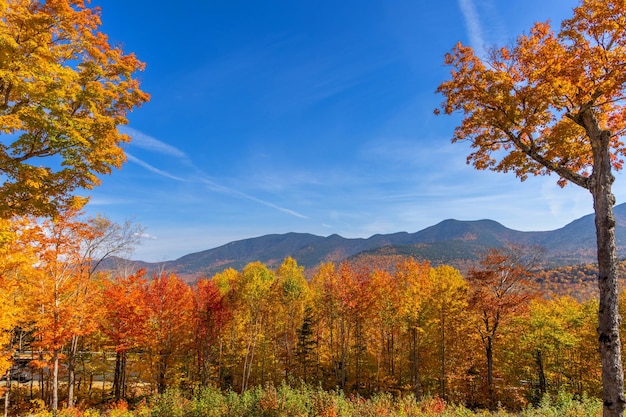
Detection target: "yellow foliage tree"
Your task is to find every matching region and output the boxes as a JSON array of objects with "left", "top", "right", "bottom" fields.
[
  {"left": 395, "top": 258, "right": 432, "bottom": 398},
  {"left": 516, "top": 297, "right": 600, "bottom": 402},
  {"left": 425, "top": 265, "right": 469, "bottom": 401},
  {"left": 0, "top": 0, "right": 149, "bottom": 217},
  {"left": 272, "top": 257, "right": 310, "bottom": 380}
]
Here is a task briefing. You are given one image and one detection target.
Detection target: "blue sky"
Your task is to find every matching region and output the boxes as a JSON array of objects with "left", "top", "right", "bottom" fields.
[{"left": 83, "top": 0, "right": 615, "bottom": 262}]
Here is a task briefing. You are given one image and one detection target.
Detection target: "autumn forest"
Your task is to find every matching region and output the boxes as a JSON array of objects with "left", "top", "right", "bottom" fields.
[{"left": 0, "top": 210, "right": 614, "bottom": 416}]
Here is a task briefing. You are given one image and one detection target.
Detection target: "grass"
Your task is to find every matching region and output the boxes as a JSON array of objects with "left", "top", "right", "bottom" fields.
[{"left": 21, "top": 383, "right": 602, "bottom": 417}]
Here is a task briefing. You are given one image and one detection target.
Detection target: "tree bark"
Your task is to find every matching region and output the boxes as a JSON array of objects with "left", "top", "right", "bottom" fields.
[
  {"left": 486, "top": 338, "right": 495, "bottom": 410},
  {"left": 52, "top": 350, "right": 59, "bottom": 417},
  {"left": 411, "top": 327, "right": 421, "bottom": 399},
  {"left": 340, "top": 318, "right": 347, "bottom": 391},
  {"left": 157, "top": 352, "right": 168, "bottom": 394},
  {"left": 440, "top": 306, "right": 446, "bottom": 400},
  {"left": 590, "top": 127, "right": 626, "bottom": 417},
  {"left": 67, "top": 335, "right": 79, "bottom": 408},
  {"left": 4, "top": 368, "right": 10, "bottom": 417},
  {"left": 535, "top": 349, "right": 546, "bottom": 399},
  {"left": 113, "top": 351, "right": 127, "bottom": 401}
]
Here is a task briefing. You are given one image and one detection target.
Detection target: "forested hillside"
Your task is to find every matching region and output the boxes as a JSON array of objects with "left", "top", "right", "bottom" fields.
[
  {"left": 108, "top": 203, "right": 626, "bottom": 278},
  {"left": 535, "top": 261, "right": 626, "bottom": 300}
]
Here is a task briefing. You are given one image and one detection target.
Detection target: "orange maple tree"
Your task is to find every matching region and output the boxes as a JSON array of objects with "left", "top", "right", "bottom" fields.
[
  {"left": 194, "top": 277, "right": 231, "bottom": 386},
  {"left": 467, "top": 246, "right": 540, "bottom": 408},
  {"left": 25, "top": 209, "right": 105, "bottom": 413},
  {"left": 144, "top": 272, "right": 195, "bottom": 394},
  {"left": 0, "top": 217, "right": 37, "bottom": 412},
  {"left": 436, "top": 1, "right": 626, "bottom": 414},
  {"left": 101, "top": 269, "right": 149, "bottom": 401}
]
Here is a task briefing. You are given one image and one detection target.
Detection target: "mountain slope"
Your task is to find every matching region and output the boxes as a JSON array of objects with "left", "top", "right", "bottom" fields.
[{"left": 126, "top": 203, "right": 626, "bottom": 277}]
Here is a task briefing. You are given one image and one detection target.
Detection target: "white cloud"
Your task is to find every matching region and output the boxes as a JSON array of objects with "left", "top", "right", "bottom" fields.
[
  {"left": 128, "top": 157, "right": 311, "bottom": 220},
  {"left": 135, "top": 232, "right": 158, "bottom": 240},
  {"left": 540, "top": 180, "right": 589, "bottom": 219},
  {"left": 88, "top": 196, "right": 132, "bottom": 206},
  {"left": 458, "top": 0, "right": 486, "bottom": 57}
]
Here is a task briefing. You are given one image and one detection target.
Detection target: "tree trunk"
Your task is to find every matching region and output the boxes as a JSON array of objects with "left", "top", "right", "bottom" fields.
[
  {"left": 535, "top": 349, "right": 546, "bottom": 399},
  {"left": 52, "top": 350, "right": 59, "bottom": 417},
  {"left": 340, "top": 318, "right": 348, "bottom": 391},
  {"left": 355, "top": 321, "right": 361, "bottom": 393},
  {"left": 157, "top": 352, "right": 168, "bottom": 394},
  {"left": 4, "top": 368, "right": 10, "bottom": 417},
  {"left": 328, "top": 315, "right": 338, "bottom": 388},
  {"left": 284, "top": 316, "right": 292, "bottom": 380},
  {"left": 242, "top": 314, "right": 262, "bottom": 393},
  {"left": 440, "top": 307, "right": 446, "bottom": 400},
  {"left": 486, "top": 337, "right": 495, "bottom": 410},
  {"left": 67, "top": 335, "right": 79, "bottom": 408},
  {"left": 38, "top": 368, "right": 44, "bottom": 402},
  {"left": 590, "top": 128, "right": 626, "bottom": 417},
  {"left": 113, "top": 351, "right": 127, "bottom": 401},
  {"left": 390, "top": 332, "right": 395, "bottom": 377},
  {"left": 411, "top": 327, "right": 421, "bottom": 400}
]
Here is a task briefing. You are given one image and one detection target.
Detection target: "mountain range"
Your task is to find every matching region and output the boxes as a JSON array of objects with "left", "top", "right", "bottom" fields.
[{"left": 115, "top": 203, "right": 626, "bottom": 278}]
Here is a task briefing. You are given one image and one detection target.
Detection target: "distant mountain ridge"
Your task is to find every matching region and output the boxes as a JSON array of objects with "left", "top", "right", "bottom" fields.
[{"left": 116, "top": 203, "right": 626, "bottom": 278}]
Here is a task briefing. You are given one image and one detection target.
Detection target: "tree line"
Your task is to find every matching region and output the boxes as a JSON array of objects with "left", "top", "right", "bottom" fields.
[{"left": 0, "top": 211, "right": 615, "bottom": 413}]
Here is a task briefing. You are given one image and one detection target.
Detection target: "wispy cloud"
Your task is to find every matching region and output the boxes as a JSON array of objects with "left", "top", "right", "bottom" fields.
[
  {"left": 120, "top": 126, "right": 189, "bottom": 161},
  {"left": 198, "top": 177, "right": 309, "bottom": 219},
  {"left": 458, "top": 0, "right": 486, "bottom": 56},
  {"left": 135, "top": 232, "right": 158, "bottom": 240},
  {"left": 125, "top": 153, "right": 185, "bottom": 182},
  {"left": 87, "top": 197, "right": 134, "bottom": 206},
  {"left": 123, "top": 127, "right": 308, "bottom": 220}
]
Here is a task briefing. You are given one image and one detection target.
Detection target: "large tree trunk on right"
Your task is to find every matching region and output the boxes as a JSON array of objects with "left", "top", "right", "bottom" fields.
[{"left": 589, "top": 125, "right": 626, "bottom": 417}]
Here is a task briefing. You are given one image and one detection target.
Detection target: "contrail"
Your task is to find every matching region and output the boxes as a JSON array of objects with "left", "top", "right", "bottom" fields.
[
  {"left": 458, "top": 0, "right": 486, "bottom": 57},
  {"left": 198, "top": 177, "right": 309, "bottom": 219},
  {"left": 123, "top": 127, "right": 309, "bottom": 220},
  {"left": 125, "top": 153, "right": 185, "bottom": 182}
]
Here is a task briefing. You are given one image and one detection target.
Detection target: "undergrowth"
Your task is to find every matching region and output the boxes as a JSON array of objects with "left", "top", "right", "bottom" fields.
[{"left": 23, "top": 383, "right": 602, "bottom": 417}]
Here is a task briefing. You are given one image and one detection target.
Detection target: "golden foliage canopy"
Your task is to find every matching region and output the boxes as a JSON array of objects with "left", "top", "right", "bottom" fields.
[{"left": 0, "top": 0, "right": 149, "bottom": 217}]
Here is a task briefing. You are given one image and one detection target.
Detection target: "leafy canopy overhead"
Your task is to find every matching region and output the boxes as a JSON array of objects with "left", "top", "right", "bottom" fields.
[
  {"left": 436, "top": 0, "right": 626, "bottom": 189},
  {"left": 0, "top": 0, "right": 149, "bottom": 217}
]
